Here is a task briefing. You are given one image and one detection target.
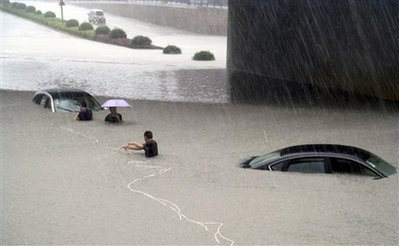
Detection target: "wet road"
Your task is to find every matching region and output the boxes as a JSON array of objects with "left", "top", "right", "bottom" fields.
[
  {"left": 1, "top": 7, "right": 228, "bottom": 103},
  {"left": 20, "top": 1, "right": 228, "bottom": 65}
]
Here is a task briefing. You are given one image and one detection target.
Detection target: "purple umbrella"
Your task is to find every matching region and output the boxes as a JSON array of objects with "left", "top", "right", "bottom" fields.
[{"left": 101, "top": 99, "right": 131, "bottom": 108}]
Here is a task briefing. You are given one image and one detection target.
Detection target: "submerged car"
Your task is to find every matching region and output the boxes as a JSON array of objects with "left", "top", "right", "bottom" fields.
[
  {"left": 88, "top": 9, "right": 106, "bottom": 25},
  {"left": 32, "top": 89, "right": 102, "bottom": 112},
  {"left": 240, "top": 144, "right": 396, "bottom": 179}
]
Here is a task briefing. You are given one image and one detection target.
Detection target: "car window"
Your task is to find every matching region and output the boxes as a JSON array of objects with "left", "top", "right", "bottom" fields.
[
  {"left": 86, "top": 95, "right": 101, "bottom": 110},
  {"left": 286, "top": 158, "right": 326, "bottom": 173},
  {"left": 39, "top": 95, "right": 47, "bottom": 106},
  {"left": 270, "top": 161, "right": 285, "bottom": 171},
  {"left": 249, "top": 150, "right": 281, "bottom": 168},
  {"left": 33, "top": 94, "right": 43, "bottom": 104},
  {"left": 366, "top": 154, "right": 396, "bottom": 176},
  {"left": 39, "top": 95, "right": 51, "bottom": 109},
  {"left": 55, "top": 99, "right": 80, "bottom": 112},
  {"left": 330, "top": 158, "right": 376, "bottom": 176}
]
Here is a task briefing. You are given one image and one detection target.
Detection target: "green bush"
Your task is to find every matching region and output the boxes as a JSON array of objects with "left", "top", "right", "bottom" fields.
[
  {"left": 79, "top": 22, "right": 93, "bottom": 31},
  {"left": 10, "top": 2, "right": 18, "bottom": 8},
  {"left": 109, "top": 28, "right": 127, "bottom": 39},
  {"left": 35, "top": 10, "right": 42, "bottom": 15},
  {"left": 16, "top": 2, "right": 26, "bottom": 9},
  {"left": 131, "top": 35, "right": 152, "bottom": 47},
  {"left": 95, "top": 25, "right": 111, "bottom": 35},
  {"left": 193, "top": 51, "right": 215, "bottom": 61},
  {"left": 163, "top": 45, "right": 182, "bottom": 54},
  {"left": 44, "top": 11, "right": 56, "bottom": 18},
  {"left": 25, "top": 6, "right": 36, "bottom": 13},
  {"left": 66, "top": 19, "right": 79, "bottom": 27},
  {"left": 1, "top": 0, "right": 10, "bottom": 5}
]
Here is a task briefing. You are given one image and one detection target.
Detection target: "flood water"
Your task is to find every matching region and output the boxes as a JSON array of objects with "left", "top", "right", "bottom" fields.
[
  {"left": 1, "top": 3, "right": 228, "bottom": 103},
  {"left": 1, "top": 2, "right": 399, "bottom": 245}
]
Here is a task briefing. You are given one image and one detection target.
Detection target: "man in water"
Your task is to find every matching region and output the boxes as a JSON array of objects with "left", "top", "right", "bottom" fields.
[
  {"left": 74, "top": 101, "right": 93, "bottom": 121},
  {"left": 122, "top": 131, "right": 158, "bottom": 157},
  {"left": 105, "top": 107, "right": 122, "bottom": 123}
]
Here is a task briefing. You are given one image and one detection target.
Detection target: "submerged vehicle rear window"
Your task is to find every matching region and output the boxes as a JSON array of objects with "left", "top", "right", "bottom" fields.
[{"left": 366, "top": 154, "right": 397, "bottom": 176}]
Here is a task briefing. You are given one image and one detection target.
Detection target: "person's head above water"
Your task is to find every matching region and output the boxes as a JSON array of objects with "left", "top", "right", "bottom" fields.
[
  {"left": 109, "top": 107, "right": 117, "bottom": 114},
  {"left": 144, "top": 131, "right": 153, "bottom": 143}
]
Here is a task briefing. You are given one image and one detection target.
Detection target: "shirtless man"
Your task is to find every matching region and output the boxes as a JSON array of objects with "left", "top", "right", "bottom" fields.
[{"left": 123, "top": 131, "right": 158, "bottom": 157}]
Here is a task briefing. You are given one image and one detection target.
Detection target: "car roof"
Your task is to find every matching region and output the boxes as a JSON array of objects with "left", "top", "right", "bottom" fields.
[
  {"left": 36, "top": 89, "right": 92, "bottom": 98},
  {"left": 280, "top": 144, "right": 371, "bottom": 160},
  {"left": 90, "top": 9, "right": 103, "bottom": 12}
]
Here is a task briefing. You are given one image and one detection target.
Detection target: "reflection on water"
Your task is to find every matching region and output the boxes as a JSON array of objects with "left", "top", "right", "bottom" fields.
[{"left": 1, "top": 57, "right": 228, "bottom": 103}]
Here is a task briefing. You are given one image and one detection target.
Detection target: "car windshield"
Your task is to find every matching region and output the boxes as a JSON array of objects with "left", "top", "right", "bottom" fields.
[
  {"left": 249, "top": 150, "right": 281, "bottom": 168},
  {"left": 96, "top": 11, "right": 104, "bottom": 16},
  {"left": 366, "top": 154, "right": 397, "bottom": 176}
]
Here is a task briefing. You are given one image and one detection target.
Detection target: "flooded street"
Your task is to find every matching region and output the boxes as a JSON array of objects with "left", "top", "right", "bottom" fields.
[
  {"left": 1, "top": 8, "right": 228, "bottom": 103},
  {"left": 1, "top": 1, "right": 399, "bottom": 245},
  {"left": 1, "top": 91, "right": 398, "bottom": 244}
]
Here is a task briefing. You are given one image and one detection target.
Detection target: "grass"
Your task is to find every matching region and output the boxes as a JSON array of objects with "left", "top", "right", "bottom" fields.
[{"left": 1, "top": 3, "right": 97, "bottom": 40}]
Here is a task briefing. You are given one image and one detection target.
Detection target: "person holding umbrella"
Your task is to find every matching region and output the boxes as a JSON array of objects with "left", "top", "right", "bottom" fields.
[
  {"left": 102, "top": 99, "right": 131, "bottom": 123},
  {"left": 105, "top": 107, "right": 123, "bottom": 123}
]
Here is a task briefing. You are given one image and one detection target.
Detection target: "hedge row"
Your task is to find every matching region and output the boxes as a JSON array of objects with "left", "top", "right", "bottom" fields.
[
  {"left": 0, "top": 3, "right": 95, "bottom": 39},
  {"left": 0, "top": 2, "right": 215, "bottom": 60}
]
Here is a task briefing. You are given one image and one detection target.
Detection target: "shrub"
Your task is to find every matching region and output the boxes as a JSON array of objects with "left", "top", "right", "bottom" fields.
[
  {"left": 163, "top": 45, "right": 182, "bottom": 54},
  {"left": 1, "top": 0, "right": 10, "bottom": 5},
  {"left": 131, "top": 35, "right": 152, "bottom": 47},
  {"left": 16, "top": 2, "right": 26, "bottom": 9},
  {"left": 95, "top": 25, "right": 111, "bottom": 35},
  {"left": 193, "top": 51, "right": 215, "bottom": 61},
  {"left": 35, "top": 10, "right": 42, "bottom": 15},
  {"left": 25, "top": 6, "right": 36, "bottom": 13},
  {"left": 109, "top": 28, "right": 126, "bottom": 39},
  {"left": 44, "top": 11, "right": 56, "bottom": 18},
  {"left": 66, "top": 19, "right": 79, "bottom": 27},
  {"left": 10, "top": 2, "right": 18, "bottom": 8},
  {"left": 79, "top": 22, "right": 93, "bottom": 31}
]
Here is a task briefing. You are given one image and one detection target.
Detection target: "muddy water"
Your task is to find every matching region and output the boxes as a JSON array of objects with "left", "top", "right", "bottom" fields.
[
  {"left": 1, "top": 91, "right": 398, "bottom": 244},
  {"left": 1, "top": 3, "right": 399, "bottom": 245}
]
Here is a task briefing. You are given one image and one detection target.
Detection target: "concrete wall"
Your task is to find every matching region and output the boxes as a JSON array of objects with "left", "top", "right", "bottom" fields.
[
  {"left": 227, "top": 0, "right": 399, "bottom": 102},
  {"left": 75, "top": 3, "right": 228, "bottom": 35}
]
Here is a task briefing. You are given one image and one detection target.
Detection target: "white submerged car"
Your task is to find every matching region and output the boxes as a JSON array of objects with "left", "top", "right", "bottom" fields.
[{"left": 32, "top": 89, "right": 102, "bottom": 113}]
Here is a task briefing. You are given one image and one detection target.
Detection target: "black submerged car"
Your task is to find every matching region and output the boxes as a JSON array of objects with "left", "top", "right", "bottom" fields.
[
  {"left": 240, "top": 144, "right": 396, "bottom": 179},
  {"left": 32, "top": 89, "right": 102, "bottom": 112}
]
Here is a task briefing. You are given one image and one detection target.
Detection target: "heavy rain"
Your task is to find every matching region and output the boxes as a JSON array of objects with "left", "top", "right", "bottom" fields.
[{"left": 1, "top": 0, "right": 398, "bottom": 245}]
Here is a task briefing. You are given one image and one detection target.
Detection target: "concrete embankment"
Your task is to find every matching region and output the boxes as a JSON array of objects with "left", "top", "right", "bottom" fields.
[{"left": 73, "top": 2, "right": 228, "bottom": 35}]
